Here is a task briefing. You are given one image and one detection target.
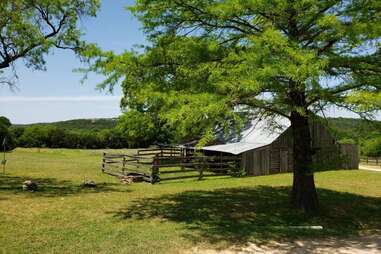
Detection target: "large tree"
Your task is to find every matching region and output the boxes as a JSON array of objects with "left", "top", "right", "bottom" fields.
[
  {"left": 0, "top": 116, "right": 15, "bottom": 151},
  {"left": 84, "top": 0, "right": 381, "bottom": 212},
  {"left": 0, "top": 0, "right": 99, "bottom": 85}
]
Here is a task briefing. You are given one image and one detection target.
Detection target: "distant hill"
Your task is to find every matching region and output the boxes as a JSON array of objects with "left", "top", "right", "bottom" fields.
[
  {"left": 326, "top": 117, "right": 381, "bottom": 142},
  {"left": 14, "top": 118, "right": 118, "bottom": 131}
]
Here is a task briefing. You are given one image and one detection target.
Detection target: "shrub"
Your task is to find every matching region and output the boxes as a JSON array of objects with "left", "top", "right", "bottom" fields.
[{"left": 362, "top": 136, "right": 381, "bottom": 157}]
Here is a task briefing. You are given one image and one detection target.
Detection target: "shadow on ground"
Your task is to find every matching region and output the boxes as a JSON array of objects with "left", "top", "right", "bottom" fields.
[
  {"left": 0, "top": 174, "right": 128, "bottom": 197},
  {"left": 112, "top": 186, "right": 381, "bottom": 245}
]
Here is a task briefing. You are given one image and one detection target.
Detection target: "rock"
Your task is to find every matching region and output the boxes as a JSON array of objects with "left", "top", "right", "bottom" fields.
[
  {"left": 120, "top": 177, "right": 133, "bottom": 184},
  {"left": 22, "top": 180, "right": 38, "bottom": 191},
  {"left": 81, "top": 180, "right": 97, "bottom": 188}
]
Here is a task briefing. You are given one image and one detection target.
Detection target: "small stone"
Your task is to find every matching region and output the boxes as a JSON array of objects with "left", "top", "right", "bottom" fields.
[
  {"left": 82, "top": 180, "right": 97, "bottom": 188},
  {"left": 22, "top": 180, "right": 38, "bottom": 191},
  {"left": 120, "top": 177, "right": 133, "bottom": 184}
]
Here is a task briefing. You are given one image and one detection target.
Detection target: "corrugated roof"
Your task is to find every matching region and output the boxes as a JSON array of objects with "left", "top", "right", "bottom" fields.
[
  {"left": 202, "top": 118, "right": 289, "bottom": 155},
  {"left": 202, "top": 142, "right": 269, "bottom": 155}
]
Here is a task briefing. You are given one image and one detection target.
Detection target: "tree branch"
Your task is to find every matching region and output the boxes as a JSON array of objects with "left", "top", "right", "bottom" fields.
[{"left": 0, "top": 8, "right": 68, "bottom": 70}]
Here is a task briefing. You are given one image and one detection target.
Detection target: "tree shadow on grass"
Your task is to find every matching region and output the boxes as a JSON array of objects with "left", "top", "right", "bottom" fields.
[
  {"left": 111, "top": 186, "right": 381, "bottom": 246},
  {"left": 0, "top": 174, "right": 129, "bottom": 198}
]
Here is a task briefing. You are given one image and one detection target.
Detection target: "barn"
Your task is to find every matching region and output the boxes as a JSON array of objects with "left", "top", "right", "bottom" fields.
[{"left": 202, "top": 121, "right": 359, "bottom": 176}]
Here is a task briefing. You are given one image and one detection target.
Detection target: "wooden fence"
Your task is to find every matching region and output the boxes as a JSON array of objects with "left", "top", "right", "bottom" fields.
[
  {"left": 102, "top": 147, "right": 241, "bottom": 183},
  {"left": 102, "top": 153, "right": 153, "bottom": 181},
  {"left": 137, "top": 146, "right": 185, "bottom": 157},
  {"left": 360, "top": 156, "right": 381, "bottom": 166}
]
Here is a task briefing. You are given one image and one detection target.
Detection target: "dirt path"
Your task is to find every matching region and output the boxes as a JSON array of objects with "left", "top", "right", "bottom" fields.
[
  {"left": 187, "top": 234, "right": 381, "bottom": 254},
  {"left": 359, "top": 165, "right": 381, "bottom": 172}
]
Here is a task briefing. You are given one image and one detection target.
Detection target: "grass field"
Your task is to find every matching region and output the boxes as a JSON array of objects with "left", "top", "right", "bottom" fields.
[{"left": 1, "top": 148, "right": 381, "bottom": 254}]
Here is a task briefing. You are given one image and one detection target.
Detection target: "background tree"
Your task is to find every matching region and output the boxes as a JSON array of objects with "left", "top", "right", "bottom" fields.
[
  {"left": 0, "top": 116, "right": 15, "bottom": 151},
  {"left": 117, "top": 110, "right": 161, "bottom": 148},
  {"left": 17, "top": 125, "right": 51, "bottom": 148},
  {"left": 362, "top": 137, "right": 381, "bottom": 157},
  {"left": 84, "top": 0, "right": 381, "bottom": 212},
  {"left": 0, "top": 0, "right": 100, "bottom": 85}
]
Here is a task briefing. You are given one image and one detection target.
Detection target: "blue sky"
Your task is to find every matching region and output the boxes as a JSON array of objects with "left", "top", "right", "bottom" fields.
[
  {"left": 0, "top": 1, "right": 379, "bottom": 124},
  {"left": 0, "top": 0, "right": 144, "bottom": 124}
]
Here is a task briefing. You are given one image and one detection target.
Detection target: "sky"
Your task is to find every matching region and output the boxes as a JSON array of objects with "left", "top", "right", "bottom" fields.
[
  {"left": 0, "top": 0, "right": 144, "bottom": 124},
  {"left": 0, "top": 1, "right": 379, "bottom": 124}
]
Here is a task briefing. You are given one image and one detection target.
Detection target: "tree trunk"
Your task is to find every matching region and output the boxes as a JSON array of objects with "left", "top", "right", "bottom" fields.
[{"left": 290, "top": 111, "right": 319, "bottom": 213}]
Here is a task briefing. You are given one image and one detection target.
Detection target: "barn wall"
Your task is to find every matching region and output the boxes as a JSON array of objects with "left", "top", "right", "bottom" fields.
[
  {"left": 243, "top": 121, "right": 359, "bottom": 176},
  {"left": 339, "top": 144, "right": 359, "bottom": 169},
  {"left": 271, "top": 120, "right": 337, "bottom": 148},
  {"left": 242, "top": 145, "right": 271, "bottom": 176}
]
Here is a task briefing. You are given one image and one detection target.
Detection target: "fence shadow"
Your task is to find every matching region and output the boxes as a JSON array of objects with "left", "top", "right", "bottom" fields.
[
  {"left": 0, "top": 174, "right": 128, "bottom": 197},
  {"left": 111, "top": 186, "right": 381, "bottom": 245}
]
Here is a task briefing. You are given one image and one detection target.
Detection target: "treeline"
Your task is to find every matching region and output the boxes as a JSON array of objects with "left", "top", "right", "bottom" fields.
[
  {"left": 10, "top": 124, "right": 163, "bottom": 149},
  {"left": 14, "top": 118, "right": 118, "bottom": 131},
  {"left": 2, "top": 115, "right": 381, "bottom": 156},
  {"left": 3, "top": 114, "right": 167, "bottom": 149},
  {"left": 11, "top": 126, "right": 128, "bottom": 149}
]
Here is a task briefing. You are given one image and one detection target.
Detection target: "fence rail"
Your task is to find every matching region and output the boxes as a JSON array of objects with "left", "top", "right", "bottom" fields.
[{"left": 360, "top": 156, "right": 381, "bottom": 166}]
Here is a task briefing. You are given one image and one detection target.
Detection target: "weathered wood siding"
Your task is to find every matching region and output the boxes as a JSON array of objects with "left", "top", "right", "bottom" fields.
[
  {"left": 243, "top": 121, "right": 359, "bottom": 176},
  {"left": 242, "top": 145, "right": 270, "bottom": 176},
  {"left": 339, "top": 144, "right": 359, "bottom": 169}
]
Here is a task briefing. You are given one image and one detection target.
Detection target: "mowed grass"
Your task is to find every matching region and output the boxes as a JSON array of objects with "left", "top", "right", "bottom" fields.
[{"left": 1, "top": 148, "right": 381, "bottom": 254}]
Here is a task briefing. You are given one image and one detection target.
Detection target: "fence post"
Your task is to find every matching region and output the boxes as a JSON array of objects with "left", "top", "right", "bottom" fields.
[
  {"left": 181, "top": 154, "right": 185, "bottom": 171},
  {"left": 122, "top": 156, "right": 126, "bottom": 175},
  {"left": 151, "top": 156, "right": 159, "bottom": 184},
  {"left": 198, "top": 167, "right": 204, "bottom": 180},
  {"left": 102, "top": 152, "right": 106, "bottom": 172},
  {"left": 198, "top": 157, "right": 204, "bottom": 180}
]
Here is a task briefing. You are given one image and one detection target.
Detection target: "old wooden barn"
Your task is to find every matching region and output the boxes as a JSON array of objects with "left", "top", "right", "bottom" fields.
[{"left": 202, "top": 121, "right": 359, "bottom": 176}]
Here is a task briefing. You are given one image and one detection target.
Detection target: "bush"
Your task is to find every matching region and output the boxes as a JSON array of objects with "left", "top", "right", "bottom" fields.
[{"left": 362, "top": 136, "right": 381, "bottom": 157}]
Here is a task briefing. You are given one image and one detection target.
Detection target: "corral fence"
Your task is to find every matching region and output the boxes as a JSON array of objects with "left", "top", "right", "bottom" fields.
[
  {"left": 360, "top": 156, "right": 381, "bottom": 166},
  {"left": 102, "top": 147, "right": 241, "bottom": 183}
]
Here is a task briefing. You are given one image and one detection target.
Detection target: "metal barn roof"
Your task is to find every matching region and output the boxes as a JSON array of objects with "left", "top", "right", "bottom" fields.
[
  {"left": 202, "top": 142, "right": 269, "bottom": 155},
  {"left": 202, "top": 118, "right": 289, "bottom": 155}
]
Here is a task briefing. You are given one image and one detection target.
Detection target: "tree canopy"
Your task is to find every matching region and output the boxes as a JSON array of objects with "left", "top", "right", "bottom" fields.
[
  {"left": 85, "top": 0, "right": 380, "bottom": 140},
  {"left": 83, "top": 0, "right": 381, "bottom": 212},
  {"left": 0, "top": 0, "right": 100, "bottom": 85}
]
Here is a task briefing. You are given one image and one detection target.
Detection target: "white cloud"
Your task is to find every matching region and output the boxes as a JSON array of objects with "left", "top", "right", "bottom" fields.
[{"left": 0, "top": 96, "right": 122, "bottom": 102}]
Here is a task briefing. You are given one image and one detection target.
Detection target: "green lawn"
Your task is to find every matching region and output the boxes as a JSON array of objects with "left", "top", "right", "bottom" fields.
[{"left": 1, "top": 148, "right": 381, "bottom": 254}]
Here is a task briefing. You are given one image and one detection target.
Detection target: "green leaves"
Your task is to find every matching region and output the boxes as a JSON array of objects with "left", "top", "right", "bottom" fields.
[
  {"left": 346, "top": 91, "right": 381, "bottom": 113},
  {"left": 0, "top": 0, "right": 100, "bottom": 79},
  {"left": 84, "top": 0, "right": 381, "bottom": 144}
]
